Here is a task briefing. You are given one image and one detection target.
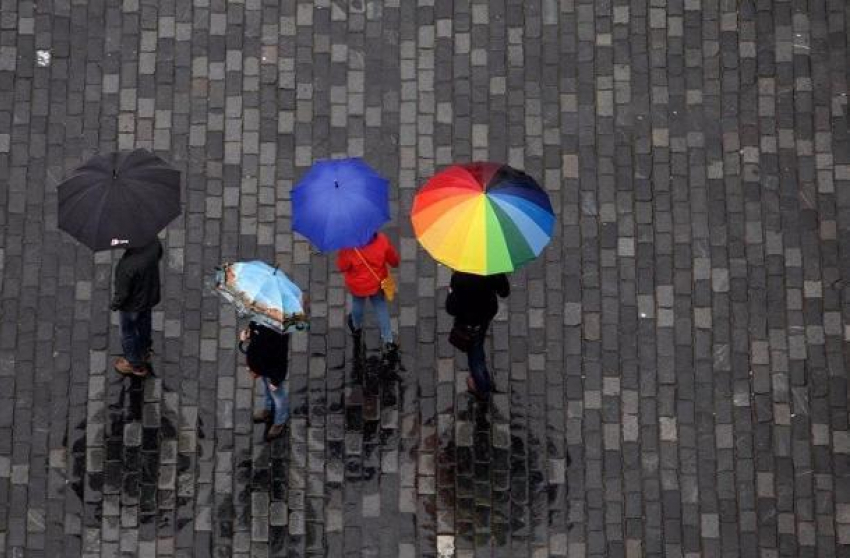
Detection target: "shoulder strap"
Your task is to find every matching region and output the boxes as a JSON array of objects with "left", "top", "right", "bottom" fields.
[{"left": 353, "top": 247, "right": 382, "bottom": 282}]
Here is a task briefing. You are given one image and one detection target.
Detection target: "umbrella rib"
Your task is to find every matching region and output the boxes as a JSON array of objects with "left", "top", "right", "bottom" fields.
[
  {"left": 122, "top": 176, "right": 181, "bottom": 228},
  {"left": 58, "top": 176, "right": 97, "bottom": 207},
  {"left": 488, "top": 194, "right": 553, "bottom": 250},
  {"left": 487, "top": 197, "right": 538, "bottom": 266},
  {"left": 83, "top": 181, "right": 119, "bottom": 249},
  {"left": 482, "top": 199, "right": 513, "bottom": 274},
  {"left": 415, "top": 194, "right": 481, "bottom": 264},
  {"left": 455, "top": 195, "right": 488, "bottom": 273},
  {"left": 60, "top": 185, "right": 108, "bottom": 237},
  {"left": 435, "top": 197, "right": 481, "bottom": 272}
]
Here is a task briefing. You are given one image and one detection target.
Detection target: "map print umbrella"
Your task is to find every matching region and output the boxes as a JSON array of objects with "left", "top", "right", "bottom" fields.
[
  {"left": 214, "top": 261, "right": 309, "bottom": 333},
  {"left": 411, "top": 162, "right": 555, "bottom": 275}
]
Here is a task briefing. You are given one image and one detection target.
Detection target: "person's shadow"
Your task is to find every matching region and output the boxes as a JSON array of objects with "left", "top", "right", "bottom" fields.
[
  {"left": 349, "top": 334, "right": 403, "bottom": 406},
  {"left": 433, "top": 384, "right": 574, "bottom": 552}
]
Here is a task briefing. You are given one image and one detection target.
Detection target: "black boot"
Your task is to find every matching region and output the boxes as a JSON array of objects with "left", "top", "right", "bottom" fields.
[
  {"left": 382, "top": 341, "right": 399, "bottom": 360},
  {"left": 348, "top": 314, "right": 363, "bottom": 358},
  {"left": 347, "top": 313, "right": 362, "bottom": 338}
]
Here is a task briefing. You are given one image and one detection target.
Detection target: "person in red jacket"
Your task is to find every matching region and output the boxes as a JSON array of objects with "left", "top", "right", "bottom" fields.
[{"left": 337, "top": 232, "right": 400, "bottom": 354}]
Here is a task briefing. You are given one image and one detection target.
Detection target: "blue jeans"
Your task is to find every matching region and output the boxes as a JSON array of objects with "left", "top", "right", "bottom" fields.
[
  {"left": 263, "top": 377, "right": 289, "bottom": 425},
  {"left": 467, "top": 324, "right": 491, "bottom": 394},
  {"left": 119, "top": 310, "right": 152, "bottom": 367},
  {"left": 350, "top": 292, "right": 393, "bottom": 343}
]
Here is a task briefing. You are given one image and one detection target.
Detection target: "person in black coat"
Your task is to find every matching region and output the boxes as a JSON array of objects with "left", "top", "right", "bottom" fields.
[
  {"left": 239, "top": 321, "right": 290, "bottom": 441},
  {"left": 446, "top": 271, "right": 510, "bottom": 399},
  {"left": 111, "top": 239, "right": 162, "bottom": 377}
]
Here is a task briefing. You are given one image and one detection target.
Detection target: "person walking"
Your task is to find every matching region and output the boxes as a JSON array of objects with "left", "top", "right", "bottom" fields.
[
  {"left": 446, "top": 271, "right": 510, "bottom": 400},
  {"left": 239, "top": 321, "right": 290, "bottom": 441},
  {"left": 111, "top": 239, "right": 163, "bottom": 377},
  {"left": 336, "top": 231, "right": 400, "bottom": 355}
]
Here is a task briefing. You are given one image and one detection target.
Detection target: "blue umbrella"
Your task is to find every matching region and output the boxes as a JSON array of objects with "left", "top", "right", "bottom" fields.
[
  {"left": 292, "top": 158, "right": 390, "bottom": 252},
  {"left": 214, "top": 261, "right": 309, "bottom": 333}
]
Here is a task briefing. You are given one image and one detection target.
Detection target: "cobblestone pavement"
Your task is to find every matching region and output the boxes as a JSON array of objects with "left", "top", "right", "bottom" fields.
[{"left": 1, "top": 0, "right": 850, "bottom": 557}]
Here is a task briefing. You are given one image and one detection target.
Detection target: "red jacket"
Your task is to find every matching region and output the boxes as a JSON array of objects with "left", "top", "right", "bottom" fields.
[{"left": 337, "top": 233, "right": 400, "bottom": 297}]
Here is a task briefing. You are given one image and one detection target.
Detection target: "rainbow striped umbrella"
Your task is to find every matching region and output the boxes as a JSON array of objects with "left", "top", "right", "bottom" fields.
[{"left": 411, "top": 162, "right": 555, "bottom": 275}]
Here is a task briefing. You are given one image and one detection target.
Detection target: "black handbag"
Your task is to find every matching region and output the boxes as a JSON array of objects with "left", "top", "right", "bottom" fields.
[{"left": 449, "top": 322, "right": 482, "bottom": 352}]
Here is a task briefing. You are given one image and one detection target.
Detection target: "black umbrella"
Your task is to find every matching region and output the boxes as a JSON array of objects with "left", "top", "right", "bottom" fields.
[{"left": 58, "top": 149, "right": 181, "bottom": 251}]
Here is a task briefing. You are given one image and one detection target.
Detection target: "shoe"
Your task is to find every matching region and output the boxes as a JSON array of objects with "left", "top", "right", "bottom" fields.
[
  {"left": 382, "top": 342, "right": 399, "bottom": 356},
  {"left": 265, "top": 423, "right": 286, "bottom": 442},
  {"left": 466, "top": 376, "right": 488, "bottom": 402},
  {"left": 114, "top": 357, "right": 149, "bottom": 377},
  {"left": 347, "top": 314, "right": 362, "bottom": 337},
  {"left": 253, "top": 410, "right": 273, "bottom": 424}
]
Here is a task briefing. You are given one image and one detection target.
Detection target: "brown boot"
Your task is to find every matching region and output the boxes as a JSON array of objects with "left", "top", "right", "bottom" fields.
[
  {"left": 466, "top": 376, "right": 487, "bottom": 402},
  {"left": 253, "top": 410, "right": 273, "bottom": 424},
  {"left": 114, "top": 357, "right": 148, "bottom": 377},
  {"left": 265, "top": 423, "right": 286, "bottom": 442}
]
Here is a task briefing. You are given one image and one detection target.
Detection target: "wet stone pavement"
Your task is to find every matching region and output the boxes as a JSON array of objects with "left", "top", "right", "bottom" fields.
[{"left": 1, "top": 0, "right": 850, "bottom": 557}]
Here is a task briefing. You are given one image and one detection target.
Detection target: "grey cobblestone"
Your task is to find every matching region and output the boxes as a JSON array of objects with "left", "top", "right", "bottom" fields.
[{"left": 0, "top": 0, "right": 849, "bottom": 557}]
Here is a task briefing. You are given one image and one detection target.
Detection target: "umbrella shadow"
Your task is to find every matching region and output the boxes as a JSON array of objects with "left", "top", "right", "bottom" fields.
[
  {"left": 425, "top": 385, "right": 574, "bottom": 553},
  {"left": 102, "top": 363, "right": 198, "bottom": 523},
  {"left": 355, "top": 345, "right": 403, "bottom": 428},
  {"left": 108, "top": 373, "right": 146, "bottom": 422},
  {"left": 349, "top": 332, "right": 404, "bottom": 392}
]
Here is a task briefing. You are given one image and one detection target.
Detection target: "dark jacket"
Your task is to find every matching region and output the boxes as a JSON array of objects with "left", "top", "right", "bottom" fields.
[
  {"left": 111, "top": 240, "right": 163, "bottom": 312},
  {"left": 239, "top": 321, "right": 289, "bottom": 386},
  {"left": 446, "top": 272, "right": 510, "bottom": 325}
]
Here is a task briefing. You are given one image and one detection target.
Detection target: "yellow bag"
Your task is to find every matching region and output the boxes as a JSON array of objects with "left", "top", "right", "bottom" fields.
[
  {"left": 380, "top": 270, "right": 396, "bottom": 302},
  {"left": 355, "top": 248, "right": 396, "bottom": 302}
]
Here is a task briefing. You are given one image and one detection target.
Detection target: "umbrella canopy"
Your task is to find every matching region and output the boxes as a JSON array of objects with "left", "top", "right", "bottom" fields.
[
  {"left": 214, "top": 261, "right": 309, "bottom": 333},
  {"left": 292, "top": 158, "right": 390, "bottom": 252},
  {"left": 57, "top": 149, "right": 181, "bottom": 251},
  {"left": 411, "top": 162, "right": 555, "bottom": 275}
]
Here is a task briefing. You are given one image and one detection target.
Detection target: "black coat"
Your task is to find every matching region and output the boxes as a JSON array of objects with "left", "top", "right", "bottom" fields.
[
  {"left": 445, "top": 272, "right": 510, "bottom": 326},
  {"left": 240, "top": 322, "right": 289, "bottom": 386},
  {"left": 111, "top": 239, "right": 163, "bottom": 312}
]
